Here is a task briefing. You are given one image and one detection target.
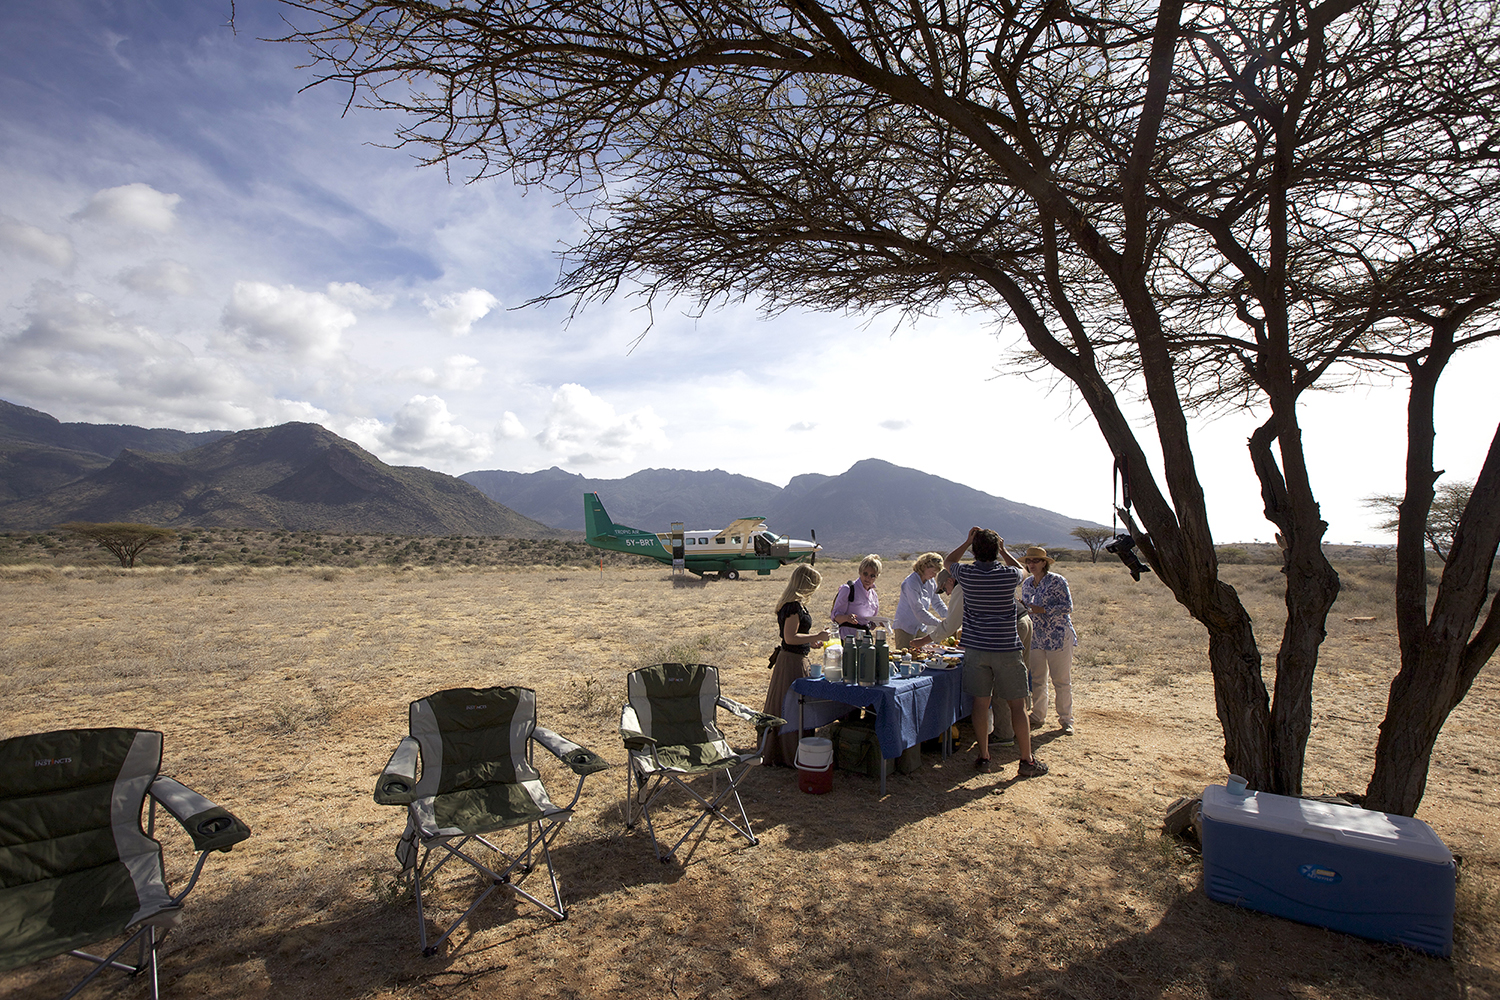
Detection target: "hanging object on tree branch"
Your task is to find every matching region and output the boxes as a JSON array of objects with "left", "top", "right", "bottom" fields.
[{"left": 1109, "top": 458, "right": 1152, "bottom": 581}]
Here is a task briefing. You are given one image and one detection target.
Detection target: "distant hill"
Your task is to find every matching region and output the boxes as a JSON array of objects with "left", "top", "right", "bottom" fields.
[
  {"left": 770, "top": 459, "right": 1102, "bottom": 552},
  {"left": 0, "top": 420, "right": 560, "bottom": 536},
  {"left": 461, "top": 467, "right": 784, "bottom": 531},
  {"left": 463, "top": 458, "right": 1108, "bottom": 553},
  {"left": 0, "top": 399, "right": 230, "bottom": 502}
]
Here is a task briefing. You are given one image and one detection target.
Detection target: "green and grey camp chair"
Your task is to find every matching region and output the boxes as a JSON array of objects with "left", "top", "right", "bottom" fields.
[
  {"left": 0, "top": 728, "right": 251, "bottom": 999},
  {"left": 373, "top": 686, "right": 609, "bottom": 957},
  {"left": 620, "top": 662, "right": 784, "bottom": 863}
]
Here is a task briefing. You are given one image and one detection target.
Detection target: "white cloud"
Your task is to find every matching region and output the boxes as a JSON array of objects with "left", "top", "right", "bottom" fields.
[
  {"left": 535, "top": 383, "right": 667, "bottom": 465},
  {"left": 788, "top": 421, "right": 817, "bottom": 432},
  {"left": 0, "top": 285, "right": 268, "bottom": 428},
  {"left": 0, "top": 214, "right": 74, "bottom": 268},
  {"left": 424, "top": 287, "right": 499, "bottom": 335},
  {"left": 220, "top": 280, "right": 356, "bottom": 360},
  {"left": 357, "top": 395, "right": 492, "bottom": 466},
  {"left": 118, "top": 259, "right": 195, "bottom": 296},
  {"left": 74, "top": 182, "right": 180, "bottom": 232},
  {"left": 326, "top": 281, "right": 393, "bottom": 310},
  {"left": 404, "top": 354, "right": 486, "bottom": 391},
  {"left": 879, "top": 419, "right": 912, "bottom": 431},
  {"left": 496, "top": 410, "right": 527, "bottom": 440}
]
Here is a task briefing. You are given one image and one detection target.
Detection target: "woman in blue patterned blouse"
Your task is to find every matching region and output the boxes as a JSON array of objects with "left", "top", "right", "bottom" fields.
[{"left": 1020, "top": 546, "right": 1079, "bottom": 735}]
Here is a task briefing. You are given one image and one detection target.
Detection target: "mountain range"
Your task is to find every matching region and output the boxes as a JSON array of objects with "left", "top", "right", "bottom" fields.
[
  {"left": 461, "top": 461, "right": 1105, "bottom": 552},
  {"left": 0, "top": 401, "right": 555, "bottom": 536},
  {"left": 0, "top": 400, "right": 1107, "bottom": 549},
  {"left": 0, "top": 399, "right": 231, "bottom": 503}
]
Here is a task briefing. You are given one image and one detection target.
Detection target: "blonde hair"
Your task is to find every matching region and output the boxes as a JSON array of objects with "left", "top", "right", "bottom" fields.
[
  {"left": 776, "top": 564, "right": 822, "bottom": 612},
  {"left": 858, "top": 554, "right": 882, "bottom": 576},
  {"left": 913, "top": 551, "right": 943, "bottom": 575}
]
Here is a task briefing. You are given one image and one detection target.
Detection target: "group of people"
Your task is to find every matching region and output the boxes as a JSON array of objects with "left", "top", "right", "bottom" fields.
[{"left": 761, "top": 529, "right": 1078, "bottom": 779}]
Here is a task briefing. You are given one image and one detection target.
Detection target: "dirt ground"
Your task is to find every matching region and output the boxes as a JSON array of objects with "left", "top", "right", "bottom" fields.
[{"left": 1, "top": 559, "right": 1495, "bottom": 1000}]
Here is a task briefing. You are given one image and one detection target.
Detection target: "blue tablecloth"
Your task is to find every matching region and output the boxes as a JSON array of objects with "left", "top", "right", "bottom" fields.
[{"left": 785, "top": 667, "right": 970, "bottom": 760}]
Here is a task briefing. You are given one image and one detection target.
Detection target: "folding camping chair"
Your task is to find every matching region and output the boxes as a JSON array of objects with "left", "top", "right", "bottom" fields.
[
  {"left": 373, "top": 686, "right": 609, "bottom": 956},
  {"left": 620, "top": 662, "right": 784, "bottom": 863},
  {"left": 0, "top": 728, "right": 252, "bottom": 1000}
]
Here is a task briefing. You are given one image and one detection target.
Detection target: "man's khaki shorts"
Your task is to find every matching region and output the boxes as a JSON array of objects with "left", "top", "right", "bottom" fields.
[{"left": 962, "top": 648, "right": 1028, "bottom": 701}]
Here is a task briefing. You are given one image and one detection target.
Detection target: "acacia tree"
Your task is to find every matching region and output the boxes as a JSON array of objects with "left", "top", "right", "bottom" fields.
[
  {"left": 1069, "top": 526, "right": 1113, "bottom": 563},
  {"left": 1364, "top": 481, "right": 1474, "bottom": 561},
  {"left": 280, "top": 0, "right": 1500, "bottom": 812},
  {"left": 60, "top": 522, "right": 176, "bottom": 568}
]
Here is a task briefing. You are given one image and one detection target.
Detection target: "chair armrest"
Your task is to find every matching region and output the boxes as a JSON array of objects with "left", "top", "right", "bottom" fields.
[
  {"left": 533, "top": 726, "right": 611, "bottom": 776},
  {"left": 150, "top": 777, "right": 252, "bottom": 853},
  {"left": 718, "top": 694, "right": 784, "bottom": 731},
  {"left": 619, "top": 702, "right": 658, "bottom": 752},
  {"left": 621, "top": 732, "right": 658, "bottom": 752},
  {"left": 374, "top": 736, "right": 421, "bottom": 805}
]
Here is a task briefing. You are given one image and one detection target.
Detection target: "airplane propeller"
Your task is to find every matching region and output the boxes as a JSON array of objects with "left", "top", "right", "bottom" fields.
[{"left": 811, "top": 528, "right": 817, "bottom": 565}]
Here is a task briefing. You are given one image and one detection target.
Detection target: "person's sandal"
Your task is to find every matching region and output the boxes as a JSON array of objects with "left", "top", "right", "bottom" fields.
[{"left": 1018, "top": 757, "right": 1049, "bottom": 777}]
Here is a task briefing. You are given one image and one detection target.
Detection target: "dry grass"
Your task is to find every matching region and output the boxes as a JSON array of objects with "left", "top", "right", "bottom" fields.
[
  {"left": 1, "top": 559, "right": 1495, "bottom": 1000},
  {"left": 0, "top": 529, "right": 649, "bottom": 570}
]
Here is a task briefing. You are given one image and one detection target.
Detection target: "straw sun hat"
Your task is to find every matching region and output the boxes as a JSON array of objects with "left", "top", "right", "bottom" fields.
[{"left": 1023, "top": 546, "right": 1055, "bottom": 569}]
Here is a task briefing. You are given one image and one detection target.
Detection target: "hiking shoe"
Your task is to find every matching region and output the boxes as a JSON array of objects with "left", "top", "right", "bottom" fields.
[
  {"left": 1029, "top": 718, "right": 1044, "bottom": 730},
  {"left": 1018, "top": 757, "right": 1049, "bottom": 778},
  {"left": 1061, "top": 721, "right": 1075, "bottom": 736},
  {"left": 989, "top": 734, "right": 1016, "bottom": 748},
  {"left": 974, "top": 757, "right": 992, "bottom": 773}
]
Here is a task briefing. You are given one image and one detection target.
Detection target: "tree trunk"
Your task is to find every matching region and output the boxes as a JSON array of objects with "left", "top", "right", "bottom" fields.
[
  {"left": 1247, "top": 416, "right": 1341, "bottom": 796},
  {"left": 1366, "top": 630, "right": 1471, "bottom": 815},
  {"left": 1365, "top": 337, "right": 1500, "bottom": 815},
  {"left": 1204, "top": 582, "right": 1276, "bottom": 790},
  {"left": 1366, "top": 450, "right": 1500, "bottom": 814},
  {"left": 995, "top": 270, "right": 1276, "bottom": 785}
]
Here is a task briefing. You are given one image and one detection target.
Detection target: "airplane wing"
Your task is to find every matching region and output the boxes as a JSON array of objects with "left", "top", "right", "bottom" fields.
[{"left": 715, "top": 517, "right": 766, "bottom": 541}]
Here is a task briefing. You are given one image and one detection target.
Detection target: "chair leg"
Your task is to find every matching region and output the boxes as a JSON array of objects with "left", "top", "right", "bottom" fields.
[
  {"left": 412, "top": 844, "right": 433, "bottom": 956},
  {"left": 410, "top": 819, "right": 574, "bottom": 955},
  {"left": 64, "top": 925, "right": 156, "bottom": 1000},
  {"left": 638, "top": 764, "right": 762, "bottom": 863},
  {"left": 142, "top": 926, "right": 161, "bottom": 1000},
  {"left": 634, "top": 774, "right": 671, "bottom": 861},
  {"left": 413, "top": 837, "right": 506, "bottom": 957},
  {"left": 504, "top": 818, "right": 569, "bottom": 919}
]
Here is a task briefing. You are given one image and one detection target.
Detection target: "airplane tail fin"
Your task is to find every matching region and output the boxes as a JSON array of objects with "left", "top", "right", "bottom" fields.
[
  {"left": 583, "top": 492, "right": 666, "bottom": 558},
  {"left": 583, "top": 492, "right": 616, "bottom": 542}
]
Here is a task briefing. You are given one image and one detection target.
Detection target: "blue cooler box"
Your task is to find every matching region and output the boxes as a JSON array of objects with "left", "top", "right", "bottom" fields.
[{"left": 1200, "top": 784, "right": 1455, "bottom": 955}]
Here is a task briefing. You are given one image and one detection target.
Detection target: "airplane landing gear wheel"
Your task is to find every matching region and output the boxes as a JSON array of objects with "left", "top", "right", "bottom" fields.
[{"left": 722, "top": 569, "right": 740, "bottom": 581}]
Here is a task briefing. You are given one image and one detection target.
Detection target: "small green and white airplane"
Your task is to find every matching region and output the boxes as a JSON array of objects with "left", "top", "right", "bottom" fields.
[{"left": 583, "top": 492, "right": 820, "bottom": 579}]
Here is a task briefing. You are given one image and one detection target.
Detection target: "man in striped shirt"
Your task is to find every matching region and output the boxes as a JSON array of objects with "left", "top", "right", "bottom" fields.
[{"left": 945, "top": 527, "right": 1048, "bottom": 778}]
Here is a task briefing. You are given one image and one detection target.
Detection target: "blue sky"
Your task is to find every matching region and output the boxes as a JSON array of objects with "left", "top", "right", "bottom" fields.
[{"left": 1, "top": 1, "right": 1494, "bottom": 543}]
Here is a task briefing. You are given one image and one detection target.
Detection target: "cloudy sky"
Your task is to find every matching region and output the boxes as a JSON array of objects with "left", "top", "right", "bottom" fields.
[{"left": 1, "top": 1, "right": 1494, "bottom": 543}]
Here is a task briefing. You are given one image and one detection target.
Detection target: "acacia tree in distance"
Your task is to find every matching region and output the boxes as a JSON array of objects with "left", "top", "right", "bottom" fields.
[
  {"left": 279, "top": 0, "right": 1500, "bottom": 813},
  {"left": 1069, "top": 527, "right": 1114, "bottom": 564},
  {"left": 61, "top": 522, "right": 176, "bottom": 568},
  {"left": 1364, "top": 481, "right": 1473, "bottom": 561}
]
